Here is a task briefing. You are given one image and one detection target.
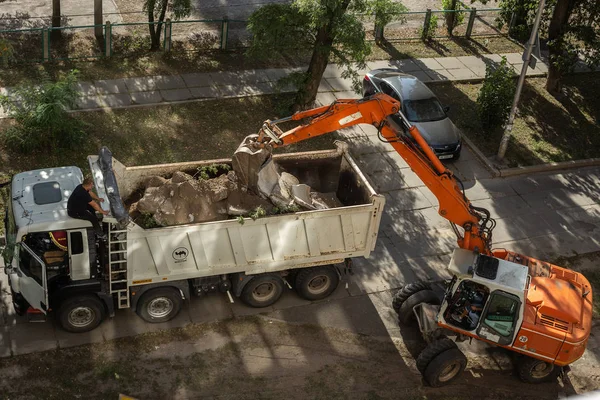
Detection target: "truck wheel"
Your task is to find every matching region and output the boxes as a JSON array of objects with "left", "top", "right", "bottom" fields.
[
  {"left": 295, "top": 266, "right": 339, "bottom": 301},
  {"left": 58, "top": 295, "right": 105, "bottom": 333},
  {"left": 136, "top": 287, "right": 183, "bottom": 323},
  {"left": 517, "top": 356, "right": 561, "bottom": 384},
  {"left": 423, "top": 347, "right": 467, "bottom": 387},
  {"left": 241, "top": 275, "right": 284, "bottom": 308},
  {"left": 416, "top": 337, "right": 458, "bottom": 373},
  {"left": 398, "top": 289, "right": 440, "bottom": 325},
  {"left": 392, "top": 281, "right": 432, "bottom": 313}
]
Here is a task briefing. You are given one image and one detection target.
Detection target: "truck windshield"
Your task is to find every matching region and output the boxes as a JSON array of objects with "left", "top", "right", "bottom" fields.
[{"left": 2, "top": 188, "right": 18, "bottom": 266}]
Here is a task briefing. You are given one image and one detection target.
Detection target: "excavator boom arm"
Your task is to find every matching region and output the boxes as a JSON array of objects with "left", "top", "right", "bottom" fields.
[{"left": 257, "top": 93, "right": 491, "bottom": 253}]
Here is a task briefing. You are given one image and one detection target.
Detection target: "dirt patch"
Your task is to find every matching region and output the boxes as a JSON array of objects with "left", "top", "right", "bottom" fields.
[{"left": 0, "top": 315, "right": 578, "bottom": 400}]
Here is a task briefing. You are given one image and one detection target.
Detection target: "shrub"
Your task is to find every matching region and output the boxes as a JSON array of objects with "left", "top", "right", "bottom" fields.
[
  {"left": 441, "top": 0, "right": 464, "bottom": 36},
  {"left": 0, "top": 70, "right": 86, "bottom": 152},
  {"left": 477, "top": 57, "right": 516, "bottom": 130},
  {"left": 421, "top": 14, "right": 438, "bottom": 41}
]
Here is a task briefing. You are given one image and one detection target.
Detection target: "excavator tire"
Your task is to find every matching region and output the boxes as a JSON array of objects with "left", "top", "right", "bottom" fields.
[
  {"left": 517, "top": 356, "right": 561, "bottom": 384},
  {"left": 398, "top": 289, "right": 440, "bottom": 325},
  {"left": 416, "top": 337, "right": 458, "bottom": 374},
  {"left": 423, "top": 347, "right": 467, "bottom": 387},
  {"left": 392, "top": 281, "right": 432, "bottom": 313}
]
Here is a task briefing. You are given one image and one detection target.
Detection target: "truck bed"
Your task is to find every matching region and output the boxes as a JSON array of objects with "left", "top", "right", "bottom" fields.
[{"left": 89, "top": 142, "right": 385, "bottom": 284}]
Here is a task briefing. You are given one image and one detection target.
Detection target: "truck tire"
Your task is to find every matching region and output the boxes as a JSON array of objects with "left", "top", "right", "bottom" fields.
[
  {"left": 136, "top": 287, "right": 183, "bottom": 323},
  {"left": 392, "top": 281, "right": 432, "bottom": 313},
  {"left": 517, "top": 356, "right": 561, "bottom": 384},
  {"left": 241, "top": 275, "right": 284, "bottom": 308},
  {"left": 423, "top": 347, "right": 467, "bottom": 387},
  {"left": 295, "top": 266, "right": 339, "bottom": 301},
  {"left": 416, "top": 337, "right": 458, "bottom": 373},
  {"left": 398, "top": 289, "right": 440, "bottom": 325},
  {"left": 58, "top": 295, "right": 105, "bottom": 333}
]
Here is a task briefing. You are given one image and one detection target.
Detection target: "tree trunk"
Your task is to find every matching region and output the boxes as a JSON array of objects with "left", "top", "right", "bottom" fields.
[
  {"left": 445, "top": 0, "right": 458, "bottom": 36},
  {"left": 147, "top": 0, "right": 167, "bottom": 51},
  {"left": 294, "top": 0, "right": 351, "bottom": 110},
  {"left": 51, "top": 0, "right": 61, "bottom": 40},
  {"left": 545, "top": 0, "right": 577, "bottom": 94}
]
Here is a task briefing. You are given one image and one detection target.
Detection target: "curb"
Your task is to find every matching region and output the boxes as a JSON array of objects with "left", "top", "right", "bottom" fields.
[
  {"left": 497, "top": 157, "right": 600, "bottom": 177},
  {"left": 461, "top": 134, "right": 501, "bottom": 177}
]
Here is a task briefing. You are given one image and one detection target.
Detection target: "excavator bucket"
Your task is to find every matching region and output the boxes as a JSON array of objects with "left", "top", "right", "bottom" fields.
[{"left": 232, "top": 135, "right": 280, "bottom": 197}]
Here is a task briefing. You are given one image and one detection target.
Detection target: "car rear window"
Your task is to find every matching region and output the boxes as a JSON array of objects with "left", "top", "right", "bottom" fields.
[{"left": 404, "top": 98, "right": 446, "bottom": 122}]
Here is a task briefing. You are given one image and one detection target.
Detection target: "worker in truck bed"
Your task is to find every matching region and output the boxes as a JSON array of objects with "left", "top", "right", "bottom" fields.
[{"left": 67, "top": 177, "right": 109, "bottom": 239}]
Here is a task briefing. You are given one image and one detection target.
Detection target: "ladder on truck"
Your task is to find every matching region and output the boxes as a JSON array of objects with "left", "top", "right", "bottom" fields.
[{"left": 107, "top": 223, "right": 130, "bottom": 309}]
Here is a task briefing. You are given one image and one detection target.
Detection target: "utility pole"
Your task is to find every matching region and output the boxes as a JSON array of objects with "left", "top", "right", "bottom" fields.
[{"left": 497, "top": 0, "right": 546, "bottom": 160}]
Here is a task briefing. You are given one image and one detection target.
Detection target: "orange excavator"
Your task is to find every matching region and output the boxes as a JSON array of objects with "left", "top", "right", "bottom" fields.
[{"left": 251, "top": 93, "right": 593, "bottom": 387}]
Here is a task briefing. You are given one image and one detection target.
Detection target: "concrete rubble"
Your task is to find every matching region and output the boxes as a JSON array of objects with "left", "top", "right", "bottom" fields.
[{"left": 129, "top": 135, "right": 342, "bottom": 226}]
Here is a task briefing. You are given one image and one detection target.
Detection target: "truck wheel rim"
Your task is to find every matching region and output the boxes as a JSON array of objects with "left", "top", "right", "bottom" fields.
[
  {"left": 68, "top": 307, "right": 95, "bottom": 327},
  {"left": 531, "top": 362, "right": 554, "bottom": 378},
  {"left": 253, "top": 283, "right": 275, "bottom": 301},
  {"left": 307, "top": 275, "right": 330, "bottom": 295},
  {"left": 439, "top": 361, "right": 462, "bottom": 382},
  {"left": 148, "top": 297, "right": 174, "bottom": 318}
]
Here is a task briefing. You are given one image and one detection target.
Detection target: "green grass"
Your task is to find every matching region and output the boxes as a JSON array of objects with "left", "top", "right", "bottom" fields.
[
  {"left": 428, "top": 74, "right": 600, "bottom": 168},
  {"left": 1, "top": 35, "right": 522, "bottom": 87}
]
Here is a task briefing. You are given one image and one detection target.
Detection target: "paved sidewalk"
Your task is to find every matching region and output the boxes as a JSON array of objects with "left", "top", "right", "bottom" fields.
[{"left": 0, "top": 52, "right": 550, "bottom": 118}]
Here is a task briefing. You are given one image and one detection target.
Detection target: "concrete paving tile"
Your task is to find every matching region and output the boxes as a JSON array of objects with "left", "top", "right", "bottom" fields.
[
  {"left": 500, "top": 53, "right": 524, "bottom": 64},
  {"left": 94, "top": 78, "right": 128, "bottom": 94},
  {"left": 434, "top": 57, "right": 466, "bottom": 70},
  {"left": 75, "top": 96, "right": 103, "bottom": 109},
  {"left": 416, "top": 187, "right": 439, "bottom": 209},
  {"left": 481, "top": 54, "right": 504, "bottom": 64},
  {"left": 447, "top": 68, "right": 478, "bottom": 80},
  {"left": 510, "top": 213, "right": 555, "bottom": 238},
  {"left": 160, "top": 88, "right": 193, "bottom": 102},
  {"left": 490, "top": 218, "right": 528, "bottom": 244},
  {"left": 475, "top": 179, "right": 517, "bottom": 198},
  {"left": 507, "top": 174, "right": 567, "bottom": 195},
  {"left": 262, "top": 67, "right": 301, "bottom": 82},
  {"left": 333, "top": 90, "right": 360, "bottom": 100},
  {"left": 456, "top": 56, "right": 486, "bottom": 69},
  {"left": 97, "top": 93, "right": 132, "bottom": 108},
  {"left": 366, "top": 59, "right": 394, "bottom": 71},
  {"left": 368, "top": 171, "right": 406, "bottom": 193},
  {"left": 190, "top": 86, "right": 221, "bottom": 99},
  {"left": 101, "top": 304, "right": 192, "bottom": 341},
  {"left": 511, "top": 63, "right": 524, "bottom": 75},
  {"left": 357, "top": 152, "right": 396, "bottom": 174},
  {"left": 154, "top": 75, "right": 187, "bottom": 90},
  {"left": 450, "top": 159, "right": 492, "bottom": 181},
  {"left": 385, "top": 188, "right": 434, "bottom": 211},
  {"left": 392, "top": 229, "right": 457, "bottom": 260},
  {"left": 419, "top": 207, "right": 454, "bottom": 232},
  {"left": 10, "top": 321, "right": 58, "bottom": 355},
  {"left": 520, "top": 189, "right": 574, "bottom": 211},
  {"left": 415, "top": 58, "right": 445, "bottom": 71},
  {"left": 325, "top": 76, "right": 354, "bottom": 92},
  {"left": 337, "top": 125, "right": 367, "bottom": 140},
  {"left": 122, "top": 76, "right": 158, "bottom": 92},
  {"left": 75, "top": 81, "right": 97, "bottom": 96},
  {"left": 398, "top": 168, "right": 425, "bottom": 188},
  {"left": 346, "top": 133, "right": 394, "bottom": 155},
  {"left": 181, "top": 72, "right": 214, "bottom": 88},
  {"left": 409, "top": 70, "right": 432, "bottom": 82},
  {"left": 322, "top": 63, "right": 344, "bottom": 79},
  {"left": 388, "top": 58, "right": 421, "bottom": 72},
  {"left": 188, "top": 294, "right": 234, "bottom": 324},
  {"left": 318, "top": 79, "right": 335, "bottom": 92},
  {"left": 425, "top": 69, "right": 453, "bottom": 81},
  {"left": 405, "top": 254, "right": 453, "bottom": 281},
  {"left": 469, "top": 66, "right": 488, "bottom": 78},
  {"left": 130, "top": 91, "right": 163, "bottom": 105},
  {"left": 383, "top": 150, "right": 410, "bottom": 169},
  {"left": 237, "top": 70, "right": 271, "bottom": 84},
  {"left": 56, "top": 325, "right": 106, "bottom": 349},
  {"left": 462, "top": 180, "right": 493, "bottom": 201},
  {"left": 471, "top": 195, "right": 533, "bottom": 219},
  {"left": 315, "top": 91, "right": 337, "bottom": 107}
]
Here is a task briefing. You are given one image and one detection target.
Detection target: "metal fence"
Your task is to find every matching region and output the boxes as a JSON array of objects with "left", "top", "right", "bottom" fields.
[{"left": 0, "top": 8, "right": 507, "bottom": 65}]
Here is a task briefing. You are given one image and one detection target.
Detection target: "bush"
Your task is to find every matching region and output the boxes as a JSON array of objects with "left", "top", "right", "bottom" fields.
[
  {"left": 0, "top": 70, "right": 86, "bottom": 152},
  {"left": 441, "top": 0, "right": 464, "bottom": 36},
  {"left": 421, "top": 14, "right": 439, "bottom": 41},
  {"left": 477, "top": 57, "right": 516, "bottom": 129}
]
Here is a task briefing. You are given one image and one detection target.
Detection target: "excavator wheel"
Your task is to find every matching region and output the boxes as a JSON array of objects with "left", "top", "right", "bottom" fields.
[
  {"left": 517, "top": 356, "right": 561, "bottom": 384},
  {"left": 422, "top": 347, "right": 467, "bottom": 387},
  {"left": 416, "top": 337, "right": 458, "bottom": 374},
  {"left": 398, "top": 290, "right": 440, "bottom": 325},
  {"left": 391, "top": 281, "right": 432, "bottom": 313}
]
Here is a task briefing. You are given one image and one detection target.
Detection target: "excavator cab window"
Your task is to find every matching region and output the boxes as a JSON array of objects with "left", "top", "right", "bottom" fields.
[
  {"left": 477, "top": 291, "right": 520, "bottom": 343},
  {"left": 444, "top": 280, "right": 489, "bottom": 331}
]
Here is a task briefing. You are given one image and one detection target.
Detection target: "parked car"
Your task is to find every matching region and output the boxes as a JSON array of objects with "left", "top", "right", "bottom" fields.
[{"left": 363, "top": 69, "right": 462, "bottom": 160}]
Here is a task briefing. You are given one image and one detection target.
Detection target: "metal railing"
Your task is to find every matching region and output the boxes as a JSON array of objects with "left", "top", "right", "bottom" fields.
[{"left": 0, "top": 8, "right": 507, "bottom": 65}]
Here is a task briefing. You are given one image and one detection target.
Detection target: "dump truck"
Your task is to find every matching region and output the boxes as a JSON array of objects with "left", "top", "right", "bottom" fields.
[{"left": 2, "top": 141, "right": 384, "bottom": 332}]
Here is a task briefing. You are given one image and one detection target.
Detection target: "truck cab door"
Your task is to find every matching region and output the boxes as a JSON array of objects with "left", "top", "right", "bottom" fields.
[
  {"left": 18, "top": 243, "right": 48, "bottom": 313},
  {"left": 476, "top": 290, "right": 521, "bottom": 346},
  {"left": 68, "top": 229, "right": 90, "bottom": 281}
]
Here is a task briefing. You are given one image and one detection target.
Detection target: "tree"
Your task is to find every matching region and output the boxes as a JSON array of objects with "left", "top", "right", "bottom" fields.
[
  {"left": 248, "top": 0, "right": 406, "bottom": 110},
  {"left": 492, "top": 0, "right": 600, "bottom": 94},
  {"left": 144, "top": 0, "right": 192, "bottom": 51},
  {"left": 52, "top": 0, "right": 61, "bottom": 40}
]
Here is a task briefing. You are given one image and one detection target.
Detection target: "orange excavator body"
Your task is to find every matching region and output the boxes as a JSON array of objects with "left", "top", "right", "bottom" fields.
[{"left": 253, "top": 93, "right": 593, "bottom": 367}]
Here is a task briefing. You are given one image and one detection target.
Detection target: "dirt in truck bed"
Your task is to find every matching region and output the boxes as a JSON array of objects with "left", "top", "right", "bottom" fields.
[{"left": 126, "top": 137, "right": 344, "bottom": 228}]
